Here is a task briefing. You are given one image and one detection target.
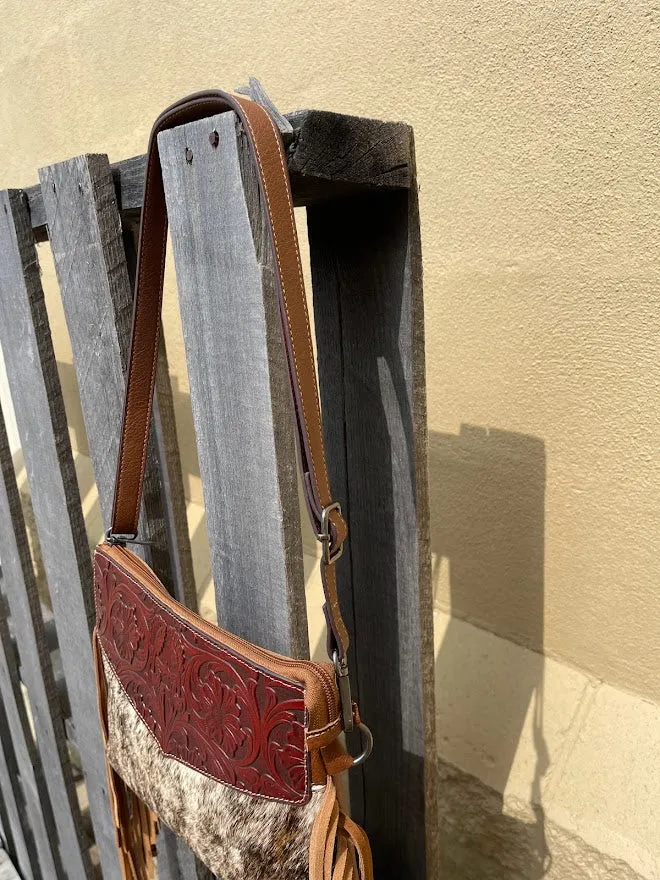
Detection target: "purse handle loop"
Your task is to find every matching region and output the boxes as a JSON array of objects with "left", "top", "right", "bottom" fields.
[{"left": 109, "top": 90, "right": 350, "bottom": 666}]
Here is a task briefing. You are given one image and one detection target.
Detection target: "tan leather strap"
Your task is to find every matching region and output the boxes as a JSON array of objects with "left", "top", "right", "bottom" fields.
[
  {"left": 109, "top": 89, "right": 349, "bottom": 659},
  {"left": 309, "top": 777, "right": 374, "bottom": 880}
]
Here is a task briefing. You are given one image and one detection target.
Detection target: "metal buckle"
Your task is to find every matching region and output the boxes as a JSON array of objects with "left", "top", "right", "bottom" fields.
[
  {"left": 104, "top": 529, "right": 153, "bottom": 547},
  {"left": 317, "top": 501, "right": 344, "bottom": 565}
]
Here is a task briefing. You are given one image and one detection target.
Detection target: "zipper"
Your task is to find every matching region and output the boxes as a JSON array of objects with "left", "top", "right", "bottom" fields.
[{"left": 102, "top": 545, "right": 337, "bottom": 726}]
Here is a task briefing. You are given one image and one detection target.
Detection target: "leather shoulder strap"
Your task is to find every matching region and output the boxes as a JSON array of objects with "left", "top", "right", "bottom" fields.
[{"left": 110, "top": 90, "right": 349, "bottom": 659}]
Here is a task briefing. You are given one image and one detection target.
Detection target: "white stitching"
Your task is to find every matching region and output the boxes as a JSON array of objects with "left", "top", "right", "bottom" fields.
[
  {"left": 98, "top": 550, "right": 306, "bottom": 692},
  {"left": 239, "top": 101, "right": 332, "bottom": 502},
  {"left": 114, "top": 94, "right": 347, "bottom": 650},
  {"left": 118, "top": 95, "right": 335, "bottom": 518},
  {"left": 115, "top": 99, "right": 220, "bottom": 531},
  {"left": 239, "top": 101, "right": 349, "bottom": 650},
  {"left": 100, "top": 644, "right": 310, "bottom": 806},
  {"left": 306, "top": 716, "right": 342, "bottom": 743},
  {"left": 95, "top": 550, "right": 311, "bottom": 805}
]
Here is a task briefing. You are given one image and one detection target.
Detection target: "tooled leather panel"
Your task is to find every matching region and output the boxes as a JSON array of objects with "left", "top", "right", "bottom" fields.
[
  {"left": 103, "top": 655, "right": 323, "bottom": 880},
  {"left": 94, "top": 551, "right": 309, "bottom": 804}
]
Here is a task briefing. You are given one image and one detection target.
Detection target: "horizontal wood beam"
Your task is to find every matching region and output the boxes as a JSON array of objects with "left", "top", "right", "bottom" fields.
[{"left": 22, "top": 110, "right": 412, "bottom": 240}]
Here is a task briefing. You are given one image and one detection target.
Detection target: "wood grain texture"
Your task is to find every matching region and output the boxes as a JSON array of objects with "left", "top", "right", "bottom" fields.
[
  {"left": 158, "top": 110, "right": 308, "bottom": 658},
  {"left": 0, "top": 705, "right": 37, "bottom": 880},
  {"left": 121, "top": 224, "right": 199, "bottom": 611},
  {"left": 0, "top": 189, "right": 122, "bottom": 880},
  {"left": 155, "top": 824, "right": 213, "bottom": 880},
  {"left": 0, "top": 403, "right": 92, "bottom": 879},
  {"left": 39, "top": 154, "right": 200, "bottom": 876},
  {"left": 307, "top": 125, "right": 437, "bottom": 879},
  {"left": 23, "top": 109, "right": 411, "bottom": 239},
  {"left": 0, "top": 594, "right": 62, "bottom": 879},
  {"left": 287, "top": 111, "right": 411, "bottom": 204},
  {"left": 0, "top": 849, "right": 21, "bottom": 880},
  {"left": 236, "top": 77, "right": 294, "bottom": 139},
  {"left": 39, "top": 155, "right": 171, "bottom": 587}
]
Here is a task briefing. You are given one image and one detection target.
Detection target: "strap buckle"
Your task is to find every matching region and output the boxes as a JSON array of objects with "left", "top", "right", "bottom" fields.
[
  {"left": 317, "top": 502, "right": 344, "bottom": 565},
  {"left": 104, "top": 529, "right": 153, "bottom": 547}
]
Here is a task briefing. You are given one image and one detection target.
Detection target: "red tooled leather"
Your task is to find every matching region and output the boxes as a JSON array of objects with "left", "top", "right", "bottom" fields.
[{"left": 94, "top": 551, "right": 309, "bottom": 804}]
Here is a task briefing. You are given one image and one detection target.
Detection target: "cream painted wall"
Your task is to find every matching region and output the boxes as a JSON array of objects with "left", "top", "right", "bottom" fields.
[{"left": 0, "top": 0, "right": 657, "bottom": 718}]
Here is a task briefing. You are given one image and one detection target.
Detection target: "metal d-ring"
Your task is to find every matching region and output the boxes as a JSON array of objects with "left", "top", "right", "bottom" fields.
[{"left": 350, "top": 722, "right": 374, "bottom": 768}]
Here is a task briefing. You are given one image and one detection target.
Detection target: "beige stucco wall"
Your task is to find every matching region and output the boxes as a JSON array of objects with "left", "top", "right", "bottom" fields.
[
  {"left": 3, "top": 0, "right": 655, "bottom": 702},
  {"left": 0, "top": 2, "right": 658, "bottom": 876}
]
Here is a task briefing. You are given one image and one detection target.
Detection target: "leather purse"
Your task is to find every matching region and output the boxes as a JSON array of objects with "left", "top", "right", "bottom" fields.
[{"left": 92, "top": 89, "right": 373, "bottom": 880}]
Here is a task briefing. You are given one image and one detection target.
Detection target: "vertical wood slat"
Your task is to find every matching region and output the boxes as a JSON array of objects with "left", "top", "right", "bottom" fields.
[
  {"left": 158, "top": 110, "right": 309, "bottom": 657},
  {"left": 0, "top": 595, "right": 61, "bottom": 879},
  {"left": 38, "top": 153, "right": 201, "bottom": 879},
  {"left": 119, "top": 223, "right": 199, "bottom": 612},
  {"left": 0, "top": 402, "right": 92, "bottom": 879},
  {"left": 0, "top": 849, "right": 22, "bottom": 880},
  {"left": 0, "top": 697, "right": 37, "bottom": 880},
  {"left": 307, "top": 130, "right": 438, "bottom": 878},
  {"left": 38, "top": 155, "right": 195, "bottom": 608},
  {"left": 0, "top": 190, "right": 123, "bottom": 880}
]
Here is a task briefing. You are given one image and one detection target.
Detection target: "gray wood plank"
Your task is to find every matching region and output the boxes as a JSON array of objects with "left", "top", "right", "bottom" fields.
[
  {"left": 0, "top": 594, "right": 62, "bottom": 878},
  {"left": 0, "top": 697, "right": 38, "bottom": 880},
  {"left": 40, "top": 154, "right": 196, "bottom": 609},
  {"left": 158, "top": 110, "right": 308, "bottom": 657},
  {"left": 156, "top": 826, "right": 213, "bottom": 880},
  {"left": 235, "top": 77, "right": 294, "bottom": 138},
  {"left": 23, "top": 109, "right": 412, "bottom": 239},
  {"left": 39, "top": 157, "right": 164, "bottom": 577},
  {"left": 0, "top": 773, "right": 9, "bottom": 855},
  {"left": 307, "top": 126, "right": 438, "bottom": 878},
  {"left": 39, "top": 153, "right": 201, "bottom": 878},
  {"left": 0, "top": 402, "right": 92, "bottom": 879},
  {"left": 0, "top": 848, "right": 21, "bottom": 880},
  {"left": 121, "top": 225, "right": 199, "bottom": 611},
  {"left": 0, "top": 189, "right": 122, "bottom": 880}
]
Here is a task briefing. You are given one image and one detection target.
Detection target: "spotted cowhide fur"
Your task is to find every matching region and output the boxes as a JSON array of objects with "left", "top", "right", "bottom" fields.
[{"left": 102, "top": 655, "right": 324, "bottom": 880}]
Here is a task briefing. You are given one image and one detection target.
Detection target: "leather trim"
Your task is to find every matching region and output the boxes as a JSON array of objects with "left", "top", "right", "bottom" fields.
[
  {"left": 102, "top": 654, "right": 324, "bottom": 879},
  {"left": 95, "top": 551, "right": 310, "bottom": 804},
  {"left": 96, "top": 544, "right": 343, "bottom": 739},
  {"left": 109, "top": 89, "right": 349, "bottom": 659}
]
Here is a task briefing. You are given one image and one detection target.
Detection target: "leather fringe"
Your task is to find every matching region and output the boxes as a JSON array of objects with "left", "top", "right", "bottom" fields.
[
  {"left": 93, "top": 628, "right": 158, "bottom": 880},
  {"left": 94, "top": 627, "right": 370, "bottom": 879},
  {"left": 309, "top": 776, "right": 373, "bottom": 880}
]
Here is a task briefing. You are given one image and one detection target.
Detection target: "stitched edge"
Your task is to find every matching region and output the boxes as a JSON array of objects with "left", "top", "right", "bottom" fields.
[
  {"left": 96, "top": 547, "right": 340, "bottom": 731},
  {"left": 100, "top": 645, "right": 311, "bottom": 807},
  {"left": 239, "top": 100, "right": 349, "bottom": 650},
  {"left": 239, "top": 103, "right": 349, "bottom": 649},
  {"left": 113, "top": 92, "right": 348, "bottom": 645},
  {"left": 115, "top": 99, "right": 220, "bottom": 532},
  {"left": 95, "top": 550, "right": 307, "bottom": 696},
  {"left": 94, "top": 551, "right": 311, "bottom": 805},
  {"left": 306, "top": 716, "right": 342, "bottom": 744},
  {"left": 115, "top": 94, "right": 338, "bottom": 531},
  {"left": 239, "top": 100, "right": 331, "bottom": 503}
]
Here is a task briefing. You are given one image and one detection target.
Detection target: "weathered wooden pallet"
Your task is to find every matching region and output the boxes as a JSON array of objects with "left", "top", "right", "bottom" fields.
[{"left": 0, "top": 81, "right": 436, "bottom": 879}]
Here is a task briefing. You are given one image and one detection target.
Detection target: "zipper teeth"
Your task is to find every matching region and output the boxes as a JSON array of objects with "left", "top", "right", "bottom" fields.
[{"left": 110, "top": 547, "right": 336, "bottom": 719}]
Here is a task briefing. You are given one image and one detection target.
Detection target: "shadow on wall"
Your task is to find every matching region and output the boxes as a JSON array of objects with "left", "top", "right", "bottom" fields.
[{"left": 429, "top": 425, "right": 551, "bottom": 878}]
